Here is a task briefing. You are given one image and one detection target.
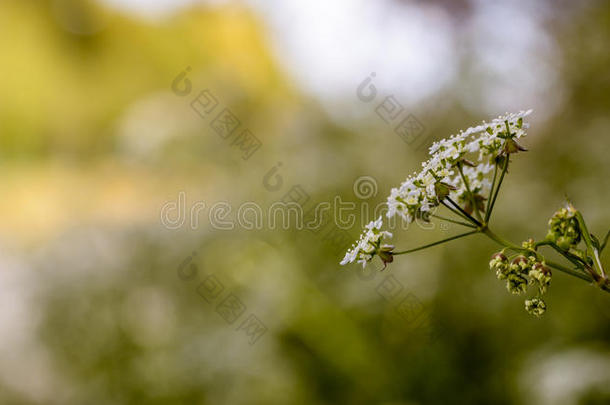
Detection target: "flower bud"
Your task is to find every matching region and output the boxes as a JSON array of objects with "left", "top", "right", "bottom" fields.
[
  {"left": 489, "top": 252, "right": 509, "bottom": 279},
  {"left": 459, "top": 158, "right": 477, "bottom": 167},
  {"left": 510, "top": 256, "right": 530, "bottom": 274},
  {"left": 506, "top": 273, "right": 528, "bottom": 295},
  {"left": 491, "top": 252, "right": 507, "bottom": 261},
  {"left": 434, "top": 182, "right": 456, "bottom": 201},
  {"left": 529, "top": 262, "right": 552, "bottom": 293},
  {"left": 532, "top": 262, "right": 551, "bottom": 275},
  {"left": 502, "top": 138, "right": 527, "bottom": 155},
  {"left": 378, "top": 245, "right": 395, "bottom": 269},
  {"left": 556, "top": 236, "right": 572, "bottom": 250},
  {"left": 521, "top": 238, "right": 535, "bottom": 250},
  {"left": 547, "top": 206, "right": 581, "bottom": 250},
  {"left": 525, "top": 298, "right": 546, "bottom": 317}
]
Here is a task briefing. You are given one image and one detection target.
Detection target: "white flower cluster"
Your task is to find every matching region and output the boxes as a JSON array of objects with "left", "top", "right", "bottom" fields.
[
  {"left": 340, "top": 216, "right": 393, "bottom": 268},
  {"left": 387, "top": 110, "right": 532, "bottom": 224},
  {"left": 341, "top": 110, "right": 532, "bottom": 268}
]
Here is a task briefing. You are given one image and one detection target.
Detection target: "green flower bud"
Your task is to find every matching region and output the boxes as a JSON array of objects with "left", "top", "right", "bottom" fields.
[
  {"left": 510, "top": 256, "right": 531, "bottom": 275},
  {"left": 489, "top": 252, "right": 509, "bottom": 279},
  {"left": 434, "top": 182, "right": 456, "bottom": 201},
  {"left": 525, "top": 298, "right": 546, "bottom": 317},
  {"left": 378, "top": 245, "right": 394, "bottom": 269},
  {"left": 529, "top": 263, "right": 552, "bottom": 293},
  {"left": 459, "top": 158, "right": 477, "bottom": 167},
  {"left": 556, "top": 236, "right": 572, "bottom": 250},
  {"left": 521, "top": 238, "right": 535, "bottom": 250},
  {"left": 502, "top": 138, "right": 527, "bottom": 155},
  {"left": 507, "top": 273, "right": 528, "bottom": 295},
  {"left": 547, "top": 206, "right": 581, "bottom": 250}
]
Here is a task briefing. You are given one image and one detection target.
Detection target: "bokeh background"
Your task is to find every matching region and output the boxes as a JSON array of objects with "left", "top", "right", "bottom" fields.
[{"left": 1, "top": 0, "right": 610, "bottom": 404}]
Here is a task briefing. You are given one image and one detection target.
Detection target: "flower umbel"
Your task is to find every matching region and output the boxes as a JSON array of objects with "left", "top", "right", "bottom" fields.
[
  {"left": 386, "top": 110, "right": 532, "bottom": 224},
  {"left": 340, "top": 110, "right": 610, "bottom": 317},
  {"left": 340, "top": 216, "right": 393, "bottom": 268}
]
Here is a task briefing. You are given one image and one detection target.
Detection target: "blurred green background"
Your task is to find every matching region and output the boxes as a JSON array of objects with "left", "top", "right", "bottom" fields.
[{"left": 1, "top": 0, "right": 610, "bottom": 404}]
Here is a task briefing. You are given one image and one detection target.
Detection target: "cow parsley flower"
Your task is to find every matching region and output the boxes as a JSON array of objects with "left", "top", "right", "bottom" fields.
[
  {"left": 341, "top": 109, "right": 610, "bottom": 317},
  {"left": 340, "top": 216, "right": 393, "bottom": 268},
  {"left": 386, "top": 110, "right": 532, "bottom": 224}
]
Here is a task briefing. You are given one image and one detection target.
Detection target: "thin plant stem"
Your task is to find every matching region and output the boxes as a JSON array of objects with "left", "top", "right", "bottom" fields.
[
  {"left": 536, "top": 241, "right": 588, "bottom": 268},
  {"left": 457, "top": 163, "right": 483, "bottom": 223},
  {"left": 549, "top": 244, "right": 588, "bottom": 269},
  {"left": 486, "top": 156, "right": 509, "bottom": 223},
  {"left": 445, "top": 197, "right": 482, "bottom": 227},
  {"left": 481, "top": 228, "right": 524, "bottom": 252},
  {"left": 545, "top": 260, "right": 595, "bottom": 283},
  {"left": 390, "top": 220, "right": 610, "bottom": 293},
  {"left": 601, "top": 230, "right": 610, "bottom": 252},
  {"left": 536, "top": 241, "right": 595, "bottom": 280},
  {"left": 574, "top": 210, "right": 607, "bottom": 278},
  {"left": 430, "top": 213, "right": 476, "bottom": 228},
  {"left": 393, "top": 230, "right": 478, "bottom": 255},
  {"left": 482, "top": 228, "right": 609, "bottom": 292},
  {"left": 594, "top": 249, "right": 606, "bottom": 278},
  {"left": 440, "top": 200, "right": 473, "bottom": 223},
  {"left": 484, "top": 163, "right": 499, "bottom": 223}
]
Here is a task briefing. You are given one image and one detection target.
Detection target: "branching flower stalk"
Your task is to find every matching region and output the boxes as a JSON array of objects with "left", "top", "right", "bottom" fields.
[{"left": 340, "top": 110, "right": 610, "bottom": 316}]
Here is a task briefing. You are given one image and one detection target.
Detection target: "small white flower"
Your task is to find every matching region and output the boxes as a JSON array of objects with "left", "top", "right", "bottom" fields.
[
  {"left": 384, "top": 110, "right": 531, "bottom": 224},
  {"left": 340, "top": 216, "right": 393, "bottom": 268},
  {"left": 345, "top": 110, "right": 532, "bottom": 270}
]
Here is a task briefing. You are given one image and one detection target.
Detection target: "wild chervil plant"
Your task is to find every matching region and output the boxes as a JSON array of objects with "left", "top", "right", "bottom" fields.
[{"left": 341, "top": 110, "right": 610, "bottom": 316}]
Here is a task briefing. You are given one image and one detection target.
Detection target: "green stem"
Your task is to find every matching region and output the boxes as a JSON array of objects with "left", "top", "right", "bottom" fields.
[
  {"left": 430, "top": 213, "right": 476, "bottom": 228},
  {"left": 486, "top": 156, "right": 509, "bottom": 223},
  {"left": 545, "top": 260, "right": 594, "bottom": 283},
  {"left": 536, "top": 241, "right": 605, "bottom": 285},
  {"left": 481, "top": 228, "right": 522, "bottom": 252},
  {"left": 482, "top": 228, "right": 609, "bottom": 293},
  {"left": 441, "top": 200, "right": 474, "bottom": 224},
  {"left": 538, "top": 241, "right": 589, "bottom": 269},
  {"left": 601, "top": 230, "right": 610, "bottom": 252},
  {"left": 393, "top": 230, "right": 478, "bottom": 255},
  {"left": 594, "top": 249, "right": 606, "bottom": 278},
  {"left": 457, "top": 163, "right": 483, "bottom": 223},
  {"left": 484, "top": 163, "right": 499, "bottom": 223},
  {"left": 574, "top": 210, "right": 607, "bottom": 278},
  {"left": 445, "top": 197, "right": 482, "bottom": 227}
]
